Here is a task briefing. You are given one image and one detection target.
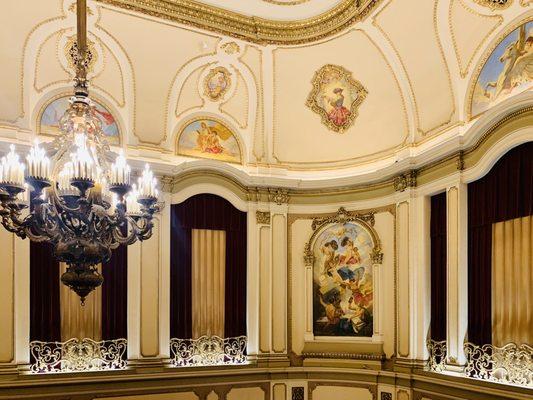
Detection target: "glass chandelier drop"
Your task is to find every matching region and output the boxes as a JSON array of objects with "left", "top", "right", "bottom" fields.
[{"left": 0, "top": 0, "right": 160, "bottom": 303}]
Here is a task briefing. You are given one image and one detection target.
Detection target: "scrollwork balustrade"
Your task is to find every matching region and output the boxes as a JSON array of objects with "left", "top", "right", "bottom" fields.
[
  {"left": 169, "top": 335, "right": 247, "bottom": 367},
  {"left": 29, "top": 338, "right": 127, "bottom": 373},
  {"left": 464, "top": 342, "right": 532, "bottom": 387},
  {"left": 426, "top": 338, "right": 447, "bottom": 373}
]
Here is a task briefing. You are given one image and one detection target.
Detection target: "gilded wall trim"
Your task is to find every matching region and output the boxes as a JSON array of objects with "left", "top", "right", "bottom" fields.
[{"left": 95, "top": 0, "right": 384, "bottom": 45}]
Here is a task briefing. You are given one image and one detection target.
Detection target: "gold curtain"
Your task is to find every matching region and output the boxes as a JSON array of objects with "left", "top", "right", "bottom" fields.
[
  {"left": 492, "top": 215, "right": 532, "bottom": 346},
  {"left": 60, "top": 263, "right": 102, "bottom": 341},
  {"left": 192, "top": 229, "right": 226, "bottom": 339}
]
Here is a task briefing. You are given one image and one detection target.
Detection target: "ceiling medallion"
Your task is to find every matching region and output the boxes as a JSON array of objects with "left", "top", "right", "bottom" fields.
[
  {"left": 65, "top": 35, "right": 97, "bottom": 75},
  {"left": 221, "top": 42, "right": 240, "bottom": 55},
  {"left": 204, "top": 66, "right": 231, "bottom": 102},
  {"left": 306, "top": 64, "right": 367, "bottom": 133},
  {"left": 473, "top": 0, "right": 512, "bottom": 9}
]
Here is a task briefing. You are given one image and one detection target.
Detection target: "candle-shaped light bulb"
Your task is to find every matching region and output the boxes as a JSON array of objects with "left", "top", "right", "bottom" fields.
[
  {"left": 26, "top": 140, "right": 49, "bottom": 179},
  {"left": 138, "top": 163, "right": 157, "bottom": 197},
  {"left": 110, "top": 150, "right": 130, "bottom": 185},
  {"left": 0, "top": 145, "right": 25, "bottom": 185}
]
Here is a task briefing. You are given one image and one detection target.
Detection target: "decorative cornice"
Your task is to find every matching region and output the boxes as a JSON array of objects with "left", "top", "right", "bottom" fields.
[{"left": 95, "top": 0, "right": 383, "bottom": 45}]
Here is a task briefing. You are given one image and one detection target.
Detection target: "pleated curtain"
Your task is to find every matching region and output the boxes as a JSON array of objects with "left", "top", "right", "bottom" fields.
[
  {"left": 468, "top": 141, "right": 532, "bottom": 345},
  {"left": 170, "top": 194, "right": 247, "bottom": 340},
  {"left": 60, "top": 264, "right": 102, "bottom": 341},
  {"left": 30, "top": 244, "right": 127, "bottom": 342},
  {"left": 191, "top": 229, "right": 226, "bottom": 338},
  {"left": 492, "top": 215, "right": 532, "bottom": 346}
]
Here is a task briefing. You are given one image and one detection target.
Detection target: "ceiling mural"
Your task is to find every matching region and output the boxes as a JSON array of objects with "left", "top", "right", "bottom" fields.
[
  {"left": 39, "top": 96, "right": 120, "bottom": 144},
  {"left": 471, "top": 20, "right": 533, "bottom": 117},
  {"left": 176, "top": 117, "right": 242, "bottom": 164},
  {"left": 306, "top": 65, "right": 368, "bottom": 133}
]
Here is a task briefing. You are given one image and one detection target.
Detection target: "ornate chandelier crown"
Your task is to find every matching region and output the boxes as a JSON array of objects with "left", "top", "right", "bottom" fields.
[{"left": 0, "top": 0, "right": 160, "bottom": 303}]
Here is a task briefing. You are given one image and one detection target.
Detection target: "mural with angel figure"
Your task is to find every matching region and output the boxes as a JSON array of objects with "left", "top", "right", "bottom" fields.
[
  {"left": 40, "top": 96, "right": 120, "bottom": 144},
  {"left": 177, "top": 118, "right": 242, "bottom": 163},
  {"left": 312, "top": 221, "right": 375, "bottom": 337},
  {"left": 471, "top": 21, "right": 533, "bottom": 117},
  {"left": 306, "top": 64, "right": 367, "bottom": 133}
]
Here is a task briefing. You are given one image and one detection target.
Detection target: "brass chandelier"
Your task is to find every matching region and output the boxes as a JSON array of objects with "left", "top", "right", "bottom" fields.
[{"left": 0, "top": 0, "right": 160, "bottom": 303}]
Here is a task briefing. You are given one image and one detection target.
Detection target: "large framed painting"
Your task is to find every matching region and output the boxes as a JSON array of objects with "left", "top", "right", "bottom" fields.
[
  {"left": 176, "top": 118, "right": 242, "bottom": 164},
  {"left": 471, "top": 21, "right": 533, "bottom": 117},
  {"left": 39, "top": 96, "right": 120, "bottom": 144},
  {"left": 306, "top": 64, "right": 367, "bottom": 133},
  {"left": 305, "top": 208, "right": 382, "bottom": 337}
]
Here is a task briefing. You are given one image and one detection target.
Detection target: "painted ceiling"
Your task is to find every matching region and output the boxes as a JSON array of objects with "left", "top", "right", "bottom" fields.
[{"left": 0, "top": 0, "right": 531, "bottom": 188}]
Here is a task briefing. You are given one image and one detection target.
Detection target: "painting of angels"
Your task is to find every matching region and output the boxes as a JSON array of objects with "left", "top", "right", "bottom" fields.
[
  {"left": 40, "top": 96, "right": 119, "bottom": 143},
  {"left": 177, "top": 118, "right": 241, "bottom": 163},
  {"left": 204, "top": 67, "right": 231, "bottom": 101},
  {"left": 471, "top": 22, "right": 533, "bottom": 117},
  {"left": 313, "top": 222, "right": 374, "bottom": 337},
  {"left": 306, "top": 64, "right": 367, "bottom": 133}
]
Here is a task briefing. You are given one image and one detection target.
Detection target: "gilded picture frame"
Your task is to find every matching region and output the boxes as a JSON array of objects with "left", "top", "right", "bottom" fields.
[{"left": 306, "top": 64, "right": 368, "bottom": 133}]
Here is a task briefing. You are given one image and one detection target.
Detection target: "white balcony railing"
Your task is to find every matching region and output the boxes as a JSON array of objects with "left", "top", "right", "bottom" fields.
[
  {"left": 427, "top": 339, "right": 532, "bottom": 388},
  {"left": 464, "top": 342, "right": 532, "bottom": 387},
  {"left": 169, "top": 335, "right": 247, "bottom": 367},
  {"left": 426, "top": 338, "right": 447, "bottom": 372},
  {"left": 29, "top": 338, "right": 127, "bottom": 373}
]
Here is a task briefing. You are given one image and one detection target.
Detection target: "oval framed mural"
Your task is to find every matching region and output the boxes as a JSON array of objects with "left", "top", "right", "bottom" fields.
[
  {"left": 38, "top": 95, "right": 120, "bottom": 144},
  {"left": 305, "top": 208, "right": 382, "bottom": 338},
  {"left": 470, "top": 21, "right": 533, "bottom": 118},
  {"left": 176, "top": 117, "right": 242, "bottom": 164}
]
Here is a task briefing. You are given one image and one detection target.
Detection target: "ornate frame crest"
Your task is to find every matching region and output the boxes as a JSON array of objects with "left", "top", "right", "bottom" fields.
[
  {"left": 306, "top": 64, "right": 367, "bottom": 133},
  {"left": 203, "top": 66, "right": 232, "bottom": 102},
  {"left": 303, "top": 207, "right": 383, "bottom": 266}
]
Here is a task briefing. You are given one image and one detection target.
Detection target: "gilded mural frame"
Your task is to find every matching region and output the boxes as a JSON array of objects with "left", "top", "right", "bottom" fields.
[
  {"left": 203, "top": 66, "right": 232, "bottom": 102},
  {"left": 306, "top": 65, "right": 368, "bottom": 133},
  {"left": 303, "top": 207, "right": 383, "bottom": 267}
]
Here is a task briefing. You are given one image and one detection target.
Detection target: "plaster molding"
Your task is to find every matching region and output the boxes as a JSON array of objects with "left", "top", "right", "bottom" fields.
[{"left": 95, "top": 0, "right": 384, "bottom": 45}]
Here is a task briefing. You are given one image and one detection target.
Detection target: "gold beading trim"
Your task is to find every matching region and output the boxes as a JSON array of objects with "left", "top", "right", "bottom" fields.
[
  {"left": 261, "top": 0, "right": 310, "bottom": 5},
  {"left": 95, "top": 0, "right": 384, "bottom": 45}
]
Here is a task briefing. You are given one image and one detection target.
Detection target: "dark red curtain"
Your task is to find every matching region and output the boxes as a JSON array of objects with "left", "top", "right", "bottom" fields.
[
  {"left": 30, "top": 241, "right": 61, "bottom": 342},
  {"left": 101, "top": 245, "right": 128, "bottom": 340},
  {"left": 467, "top": 141, "right": 533, "bottom": 345},
  {"left": 170, "top": 194, "right": 247, "bottom": 339},
  {"left": 430, "top": 192, "right": 447, "bottom": 342}
]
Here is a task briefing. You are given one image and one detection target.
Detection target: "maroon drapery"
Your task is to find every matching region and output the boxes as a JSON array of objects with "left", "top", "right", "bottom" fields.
[
  {"left": 101, "top": 245, "right": 128, "bottom": 340},
  {"left": 30, "top": 242, "right": 61, "bottom": 342},
  {"left": 170, "top": 194, "right": 247, "bottom": 339},
  {"left": 467, "top": 142, "right": 533, "bottom": 345},
  {"left": 430, "top": 192, "right": 447, "bottom": 342}
]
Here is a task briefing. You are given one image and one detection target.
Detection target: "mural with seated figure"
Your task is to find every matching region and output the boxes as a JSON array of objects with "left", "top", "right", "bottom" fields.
[
  {"left": 312, "top": 221, "right": 376, "bottom": 337},
  {"left": 177, "top": 118, "right": 242, "bottom": 164},
  {"left": 471, "top": 21, "right": 533, "bottom": 117}
]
